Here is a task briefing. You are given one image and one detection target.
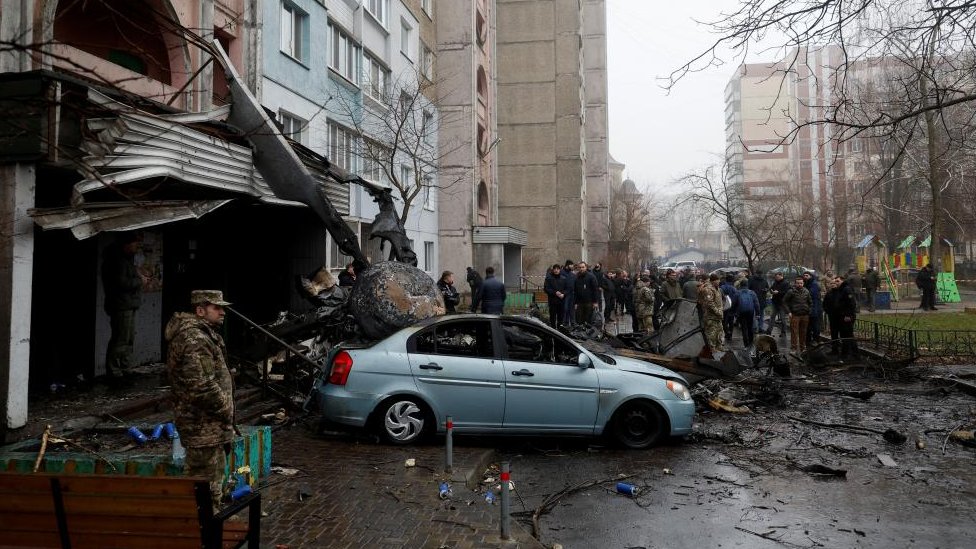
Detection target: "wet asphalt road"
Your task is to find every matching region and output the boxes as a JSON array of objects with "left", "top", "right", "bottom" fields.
[
  {"left": 484, "top": 365, "right": 976, "bottom": 549},
  {"left": 497, "top": 442, "right": 973, "bottom": 549}
]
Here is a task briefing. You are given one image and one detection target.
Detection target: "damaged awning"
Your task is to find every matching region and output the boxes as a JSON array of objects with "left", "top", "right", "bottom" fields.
[{"left": 28, "top": 89, "right": 348, "bottom": 238}]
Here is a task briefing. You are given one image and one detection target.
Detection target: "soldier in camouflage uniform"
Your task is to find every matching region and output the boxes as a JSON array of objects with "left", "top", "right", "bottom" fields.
[
  {"left": 634, "top": 275, "right": 655, "bottom": 332},
  {"left": 697, "top": 274, "right": 725, "bottom": 352},
  {"left": 164, "top": 290, "right": 235, "bottom": 510}
]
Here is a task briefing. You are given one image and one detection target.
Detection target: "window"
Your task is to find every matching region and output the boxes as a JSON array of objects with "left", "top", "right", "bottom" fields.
[
  {"left": 279, "top": 110, "right": 307, "bottom": 145},
  {"left": 362, "top": 141, "right": 389, "bottom": 183},
  {"left": 412, "top": 321, "right": 495, "bottom": 358},
  {"left": 400, "top": 164, "right": 413, "bottom": 188},
  {"left": 422, "top": 0, "right": 433, "bottom": 18},
  {"left": 280, "top": 2, "right": 307, "bottom": 61},
  {"left": 328, "top": 231, "right": 354, "bottom": 269},
  {"left": 501, "top": 321, "right": 580, "bottom": 365},
  {"left": 363, "top": 52, "right": 390, "bottom": 102},
  {"left": 422, "top": 110, "right": 434, "bottom": 140},
  {"left": 328, "top": 122, "right": 357, "bottom": 171},
  {"left": 366, "top": 0, "right": 387, "bottom": 25},
  {"left": 851, "top": 138, "right": 863, "bottom": 153},
  {"left": 423, "top": 241, "right": 434, "bottom": 271},
  {"left": 420, "top": 43, "right": 434, "bottom": 80},
  {"left": 330, "top": 24, "right": 360, "bottom": 83},
  {"left": 400, "top": 20, "right": 413, "bottom": 59},
  {"left": 422, "top": 175, "right": 434, "bottom": 209}
]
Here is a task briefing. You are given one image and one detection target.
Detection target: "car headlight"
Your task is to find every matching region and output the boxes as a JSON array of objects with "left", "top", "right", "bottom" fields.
[{"left": 667, "top": 380, "right": 691, "bottom": 401}]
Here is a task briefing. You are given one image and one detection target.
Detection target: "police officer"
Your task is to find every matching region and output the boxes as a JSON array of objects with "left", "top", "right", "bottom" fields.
[{"left": 165, "top": 290, "right": 235, "bottom": 510}]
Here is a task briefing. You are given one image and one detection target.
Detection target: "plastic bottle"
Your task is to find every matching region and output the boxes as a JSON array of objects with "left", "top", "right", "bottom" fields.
[
  {"left": 171, "top": 431, "right": 185, "bottom": 466},
  {"left": 438, "top": 482, "right": 452, "bottom": 500},
  {"left": 485, "top": 490, "right": 496, "bottom": 504}
]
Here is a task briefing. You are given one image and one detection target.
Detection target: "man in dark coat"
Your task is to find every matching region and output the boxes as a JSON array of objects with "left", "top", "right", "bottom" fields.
[
  {"left": 748, "top": 270, "right": 770, "bottom": 333},
  {"left": 719, "top": 275, "right": 739, "bottom": 342},
  {"left": 543, "top": 264, "right": 566, "bottom": 327},
  {"left": 824, "top": 275, "right": 859, "bottom": 358},
  {"left": 602, "top": 269, "right": 617, "bottom": 323},
  {"left": 767, "top": 272, "right": 791, "bottom": 337},
  {"left": 437, "top": 271, "right": 461, "bottom": 314},
  {"left": 803, "top": 272, "right": 823, "bottom": 347},
  {"left": 338, "top": 263, "right": 357, "bottom": 288},
  {"left": 467, "top": 267, "right": 483, "bottom": 313},
  {"left": 478, "top": 266, "right": 506, "bottom": 314},
  {"left": 916, "top": 264, "right": 937, "bottom": 311},
  {"left": 573, "top": 262, "right": 600, "bottom": 326},
  {"left": 102, "top": 233, "right": 144, "bottom": 382},
  {"left": 560, "top": 260, "right": 577, "bottom": 325},
  {"left": 863, "top": 266, "right": 881, "bottom": 312}
]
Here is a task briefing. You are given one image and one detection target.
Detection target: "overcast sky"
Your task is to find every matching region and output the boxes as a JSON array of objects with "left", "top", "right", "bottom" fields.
[{"left": 606, "top": 0, "right": 743, "bottom": 194}]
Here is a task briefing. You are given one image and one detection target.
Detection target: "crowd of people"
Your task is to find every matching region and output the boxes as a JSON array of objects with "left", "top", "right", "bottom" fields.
[{"left": 440, "top": 259, "right": 950, "bottom": 359}]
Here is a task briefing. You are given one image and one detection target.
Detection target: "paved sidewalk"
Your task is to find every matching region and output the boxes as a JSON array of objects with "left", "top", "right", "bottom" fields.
[{"left": 259, "top": 425, "right": 542, "bottom": 548}]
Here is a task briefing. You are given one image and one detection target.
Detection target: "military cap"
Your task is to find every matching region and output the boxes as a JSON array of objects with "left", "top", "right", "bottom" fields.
[{"left": 191, "top": 290, "right": 231, "bottom": 306}]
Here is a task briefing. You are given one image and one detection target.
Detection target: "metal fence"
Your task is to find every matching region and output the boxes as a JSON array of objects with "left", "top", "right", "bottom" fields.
[{"left": 850, "top": 319, "right": 976, "bottom": 360}]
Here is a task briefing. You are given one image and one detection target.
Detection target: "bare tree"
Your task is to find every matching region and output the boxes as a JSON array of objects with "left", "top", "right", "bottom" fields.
[
  {"left": 608, "top": 181, "right": 657, "bottom": 271},
  {"left": 328, "top": 71, "right": 463, "bottom": 227},
  {"left": 677, "top": 162, "right": 783, "bottom": 272},
  {"left": 670, "top": 0, "right": 976, "bottom": 270}
]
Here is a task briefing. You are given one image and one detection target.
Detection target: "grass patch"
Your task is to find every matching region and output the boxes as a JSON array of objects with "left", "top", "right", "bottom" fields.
[{"left": 859, "top": 312, "right": 976, "bottom": 331}]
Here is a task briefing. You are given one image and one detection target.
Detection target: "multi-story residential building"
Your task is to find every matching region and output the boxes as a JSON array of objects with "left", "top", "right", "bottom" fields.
[
  {"left": 726, "top": 46, "right": 854, "bottom": 268},
  {"left": 495, "top": 0, "right": 612, "bottom": 269},
  {"left": 435, "top": 0, "right": 612, "bottom": 287}
]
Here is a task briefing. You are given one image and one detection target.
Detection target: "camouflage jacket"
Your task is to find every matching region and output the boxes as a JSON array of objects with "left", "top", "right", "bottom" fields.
[
  {"left": 634, "top": 284, "right": 655, "bottom": 317},
  {"left": 697, "top": 283, "right": 723, "bottom": 320},
  {"left": 164, "top": 313, "right": 234, "bottom": 447}
]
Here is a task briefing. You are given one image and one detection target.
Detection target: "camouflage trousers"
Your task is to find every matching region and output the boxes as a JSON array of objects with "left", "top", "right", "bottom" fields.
[
  {"left": 105, "top": 309, "right": 135, "bottom": 377},
  {"left": 703, "top": 317, "right": 724, "bottom": 351},
  {"left": 638, "top": 314, "right": 654, "bottom": 333},
  {"left": 186, "top": 445, "right": 228, "bottom": 511}
]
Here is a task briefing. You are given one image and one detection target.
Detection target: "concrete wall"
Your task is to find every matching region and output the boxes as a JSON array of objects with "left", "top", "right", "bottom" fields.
[
  {"left": 496, "top": 0, "right": 586, "bottom": 268},
  {"left": 582, "top": 0, "right": 610, "bottom": 264}
]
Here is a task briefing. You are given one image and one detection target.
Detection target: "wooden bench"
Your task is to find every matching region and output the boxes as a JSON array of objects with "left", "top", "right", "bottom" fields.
[{"left": 0, "top": 472, "right": 260, "bottom": 548}]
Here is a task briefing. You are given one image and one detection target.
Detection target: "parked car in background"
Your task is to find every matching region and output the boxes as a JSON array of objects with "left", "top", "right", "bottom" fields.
[
  {"left": 709, "top": 266, "right": 749, "bottom": 278},
  {"left": 315, "top": 314, "right": 695, "bottom": 449},
  {"left": 767, "top": 265, "right": 816, "bottom": 279},
  {"left": 661, "top": 261, "right": 701, "bottom": 275}
]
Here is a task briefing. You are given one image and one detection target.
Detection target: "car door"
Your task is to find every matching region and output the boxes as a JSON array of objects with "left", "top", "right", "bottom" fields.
[
  {"left": 407, "top": 318, "right": 505, "bottom": 430},
  {"left": 499, "top": 320, "right": 600, "bottom": 432}
]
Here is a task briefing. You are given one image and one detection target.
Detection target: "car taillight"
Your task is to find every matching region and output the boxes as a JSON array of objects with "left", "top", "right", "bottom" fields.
[{"left": 329, "top": 351, "right": 353, "bottom": 385}]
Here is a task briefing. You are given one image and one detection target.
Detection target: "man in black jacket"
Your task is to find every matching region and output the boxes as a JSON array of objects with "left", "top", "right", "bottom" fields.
[
  {"left": 466, "top": 266, "right": 483, "bottom": 312},
  {"left": 767, "top": 272, "right": 791, "bottom": 338},
  {"left": 824, "top": 275, "right": 859, "bottom": 358},
  {"left": 917, "top": 264, "right": 937, "bottom": 311},
  {"left": 574, "top": 262, "right": 600, "bottom": 326},
  {"left": 748, "top": 270, "right": 770, "bottom": 333},
  {"left": 478, "top": 266, "right": 506, "bottom": 314},
  {"left": 602, "top": 269, "right": 617, "bottom": 323},
  {"left": 543, "top": 264, "right": 566, "bottom": 327}
]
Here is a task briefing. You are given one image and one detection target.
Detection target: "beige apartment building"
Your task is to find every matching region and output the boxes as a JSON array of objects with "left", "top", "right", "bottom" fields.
[{"left": 436, "top": 0, "right": 612, "bottom": 285}]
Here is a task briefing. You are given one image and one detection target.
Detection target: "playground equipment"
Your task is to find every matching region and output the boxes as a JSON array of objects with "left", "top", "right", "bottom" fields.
[{"left": 855, "top": 234, "right": 898, "bottom": 301}]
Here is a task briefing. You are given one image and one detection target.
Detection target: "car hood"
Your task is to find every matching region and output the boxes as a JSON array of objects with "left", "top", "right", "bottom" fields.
[{"left": 609, "top": 355, "right": 688, "bottom": 383}]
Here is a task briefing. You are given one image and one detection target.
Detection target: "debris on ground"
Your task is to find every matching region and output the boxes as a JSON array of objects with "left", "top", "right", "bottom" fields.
[
  {"left": 797, "top": 463, "right": 848, "bottom": 478},
  {"left": 877, "top": 453, "right": 898, "bottom": 467},
  {"left": 949, "top": 430, "right": 976, "bottom": 447}
]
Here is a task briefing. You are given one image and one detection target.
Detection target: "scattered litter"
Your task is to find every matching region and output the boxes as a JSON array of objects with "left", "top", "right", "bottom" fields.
[
  {"left": 297, "top": 483, "right": 313, "bottom": 502},
  {"left": 883, "top": 429, "right": 907, "bottom": 445},
  {"left": 404, "top": 458, "right": 416, "bottom": 468},
  {"left": 494, "top": 481, "right": 515, "bottom": 492},
  {"left": 438, "top": 482, "right": 452, "bottom": 499},
  {"left": 484, "top": 490, "right": 495, "bottom": 504},
  {"left": 877, "top": 454, "right": 898, "bottom": 467},
  {"left": 270, "top": 466, "right": 300, "bottom": 476},
  {"left": 708, "top": 397, "right": 751, "bottom": 413},
  {"left": 798, "top": 463, "right": 847, "bottom": 478},
  {"left": 615, "top": 482, "right": 639, "bottom": 496},
  {"left": 662, "top": 468, "right": 672, "bottom": 475},
  {"left": 916, "top": 439, "right": 926, "bottom": 450},
  {"left": 949, "top": 430, "right": 976, "bottom": 447}
]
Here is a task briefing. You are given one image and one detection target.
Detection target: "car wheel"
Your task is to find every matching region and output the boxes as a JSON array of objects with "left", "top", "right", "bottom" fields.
[
  {"left": 611, "top": 400, "right": 667, "bottom": 449},
  {"left": 377, "top": 398, "right": 430, "bottom": 445}
]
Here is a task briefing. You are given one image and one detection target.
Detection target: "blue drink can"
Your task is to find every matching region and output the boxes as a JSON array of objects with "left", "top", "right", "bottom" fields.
[
  {"left": 438, "top": 482, "right": 452, "bottom": 499},
  {"left": 616, "top": 482, "right": 639, "bottom": 496},
  {"left": 164, "top": 422, "right": 177, "bottom": 439},
  {"left": 127, "top": 426, "right": 148, "bottom": 444},
  {"left": 150, "top": 424, "right": 165, "bottom": 440}
]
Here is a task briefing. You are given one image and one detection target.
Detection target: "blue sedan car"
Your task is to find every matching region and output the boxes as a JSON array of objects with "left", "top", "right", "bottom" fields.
[{"left": 315, "top": 314, "right": 695, "bottom": 449}]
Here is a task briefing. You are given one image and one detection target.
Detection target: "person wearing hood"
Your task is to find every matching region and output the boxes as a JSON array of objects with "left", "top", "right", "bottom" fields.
[
  {"left": 165, "top": 290, "right": 235, "bottom": 511},
  {"left": 802, "top": 271, "right": 823, "bottom": 347}
]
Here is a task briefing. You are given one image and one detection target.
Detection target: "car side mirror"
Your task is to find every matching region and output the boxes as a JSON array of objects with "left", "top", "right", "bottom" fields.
[{"left": 577, "top": 353, "right": 592, "bottom": 369}]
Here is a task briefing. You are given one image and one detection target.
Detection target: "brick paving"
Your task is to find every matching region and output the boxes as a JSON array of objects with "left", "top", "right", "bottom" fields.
[{"left": 259, "top": 425, "right": 541, "bottom": 548}]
